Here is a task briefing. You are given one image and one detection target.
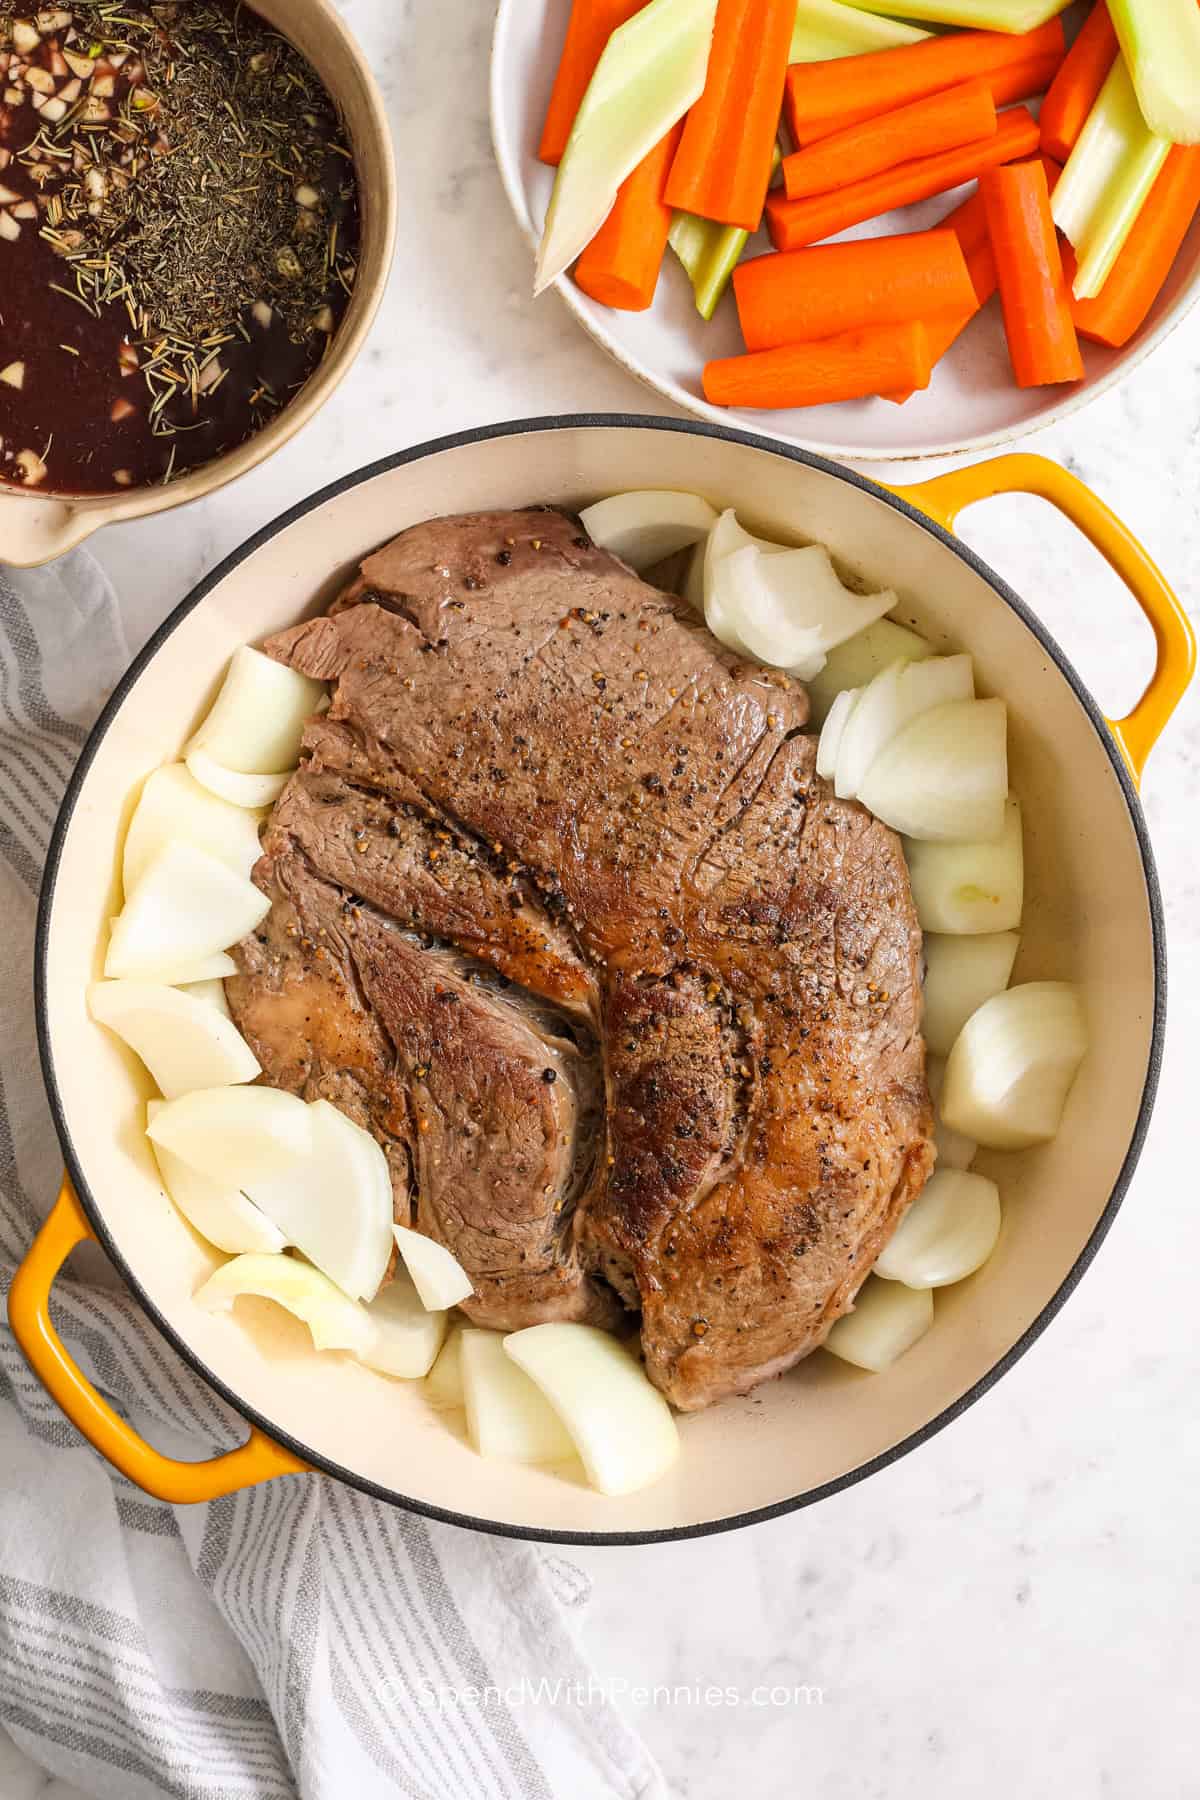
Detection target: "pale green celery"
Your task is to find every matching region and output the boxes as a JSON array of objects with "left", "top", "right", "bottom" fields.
[
  {"left": 789, "top": 0, "right": 929, "bottom": 62},
  {"left": 534, "top": 0, "right": 719, "bottom": 295},
  {"left": 668, "top": 146, "right": 780, "bottom": 319},
  {"left": 668, "top": 214, "right": 749, "bottom": 320},
  {"left": 1052, "top": 57, "right": 1170, "bottom": 299},
  {"left": 844, "top": 0, "right": 1068, "bottom": 27},
  {"left": 1108, "top": 0, "right": 1200, "bottom": 146}
]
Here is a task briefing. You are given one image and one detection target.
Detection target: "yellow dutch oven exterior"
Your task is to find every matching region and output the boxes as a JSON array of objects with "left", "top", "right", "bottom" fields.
[{"left": 10, "top": 420, "right": 1195, "bottom": 1540}]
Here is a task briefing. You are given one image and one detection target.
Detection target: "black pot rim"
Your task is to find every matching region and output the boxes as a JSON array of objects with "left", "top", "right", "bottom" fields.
[{"left": 34, "top": 413, "right": 1168, "bottom": 1547}]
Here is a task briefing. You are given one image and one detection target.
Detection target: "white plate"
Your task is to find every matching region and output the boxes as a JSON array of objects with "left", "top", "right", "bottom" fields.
[{"left": 489, "top": 0, "right": 1200, "bottom": 461}]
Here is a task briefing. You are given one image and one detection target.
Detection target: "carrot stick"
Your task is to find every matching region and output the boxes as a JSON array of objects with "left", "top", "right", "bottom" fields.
[
  {"left": 882, "top": 241, "right": 998, "bottom": 402},
  {"left": 788, "top": 48, "right": 1061, "bottom": 145},
  {"left": 734, "top": 228, "right": 977, "bottom": 349},
  {"left": 703, "top": 322, "right": 933, "bottom": 409},
  {"left": 1068, "top": 144, "right": 1200, "bottom": 346},
  {"left": 538, "top": 0, "right": 647, "bottom": 167},
  {"left": 783, "top": 19, "right": 1064, "bottom": 145},
  {"left": 987, "top": 49, "right": 1064, "bottom": 111},
  {"left": 766, "top": 105, "right": 1040, "bottom": 250},
  {"left": 1039, "top": 2, "right": 1118, "bottom": 163},
  {"left": 664, "top": 0, "right": 794, "bottom": 229},
  {"left": 574, "top": 122, "right": 683, "bottom": 309},
  {"left": 882, "top": 186, "right": 1000, "bottom": 402},
  {"left": 782, "top": 80, "right": 997, "bottom": 203},
  {"left": 980, "top": 159, "right": 1084, "bottom": 386}
]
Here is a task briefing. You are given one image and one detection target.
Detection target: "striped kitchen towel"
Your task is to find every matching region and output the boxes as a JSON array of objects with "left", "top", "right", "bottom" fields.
[{"left": 0, "top": 556, "right": 664, "bottom": 1800}]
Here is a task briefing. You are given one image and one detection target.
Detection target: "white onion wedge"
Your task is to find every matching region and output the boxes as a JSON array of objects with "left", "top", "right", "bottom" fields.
[
  {"left": 424, "top": 1326, "right": 465, "bottom": 1409},
  {"left": 359, "top": 1270, "right": 447, "bottom": 1379},
  {"left": 107, "top": 840, "right": 271, "bottom": 980},
  {"left": 188, "top": 645, "right": 325, "bottom": 775},
  {"left": 195, "top": 1253, "right": 370, "bottom": 1354},
  {"left": 806, "top": 616, "right": 932, "bottom": 724},
  {"left": 705, "top": 514, "right": 896, "bottom": 678},
  {"left": 460, "top": 1328, "right": 576, "bottom": 1465},
  {"left": 701, "top": 514, "right": 760, "bottom": 656},
  {"left": 180, "top": 977, "right": 231, "bottom": 1018},
  {"left": 816, "top": 686, "right": 860, "bottom": 781},
  {"left": 824, "top": 1277, "right": 933, "bottom": 1372},
  {"left": 905, "top": 797, "right": 1023, "bottom": 934},
  {"left": 147, "top": 1100, "right": 285, "bottom": 1255},
  {"left": 927, "top": 1055, "right": 977, "bottom": 1172},
  {"left": 578, "top": 490, "right": 717, "bottom": 571},
  {"left": 89, "top": 980, "right": 259, "bottom": 1099},
  {"left": 185, "top": 747, "right": 291, "bottom": 810},
  {"left": 941, "top": 981, "right": 1088, "bottom": 1151},
  {"left": 147, "top": 1084, "right": 312, "bottom": 1186},
  {"left": 150, "top": 951, "right": 239, "bottom": 986},
  {"left": 857, "top": 698, "right": 1007, "bottom": 843},
  {"left": 875, "top": 1169, "right": 1001, "bottom": 1288},
  {"left": 247, "top": 1100, "right": 394, "bottom": 1303},
  {"left": 392, "top": 1225, "right": 474, "bottom": 1312},
  {"left": 504, "top": 1324, "right": 679, "bottom": 1497},
  {"left": 707, "top": 545, "right": 819, "bottom": 678},
  {"left": 835, "top": 654, "right": 974, "bottom": 801},
  {"left": 122, "top": 762, "right": 264, "bottom": 894},
  {"left": 922, "top": 931, "right": 1020, "bottom": 1058},
  {"left": 704, "top": 507, "right": 792, "bottom": 565}
]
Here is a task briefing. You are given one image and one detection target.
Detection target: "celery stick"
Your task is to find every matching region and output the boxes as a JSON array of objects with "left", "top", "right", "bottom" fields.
[
  {"left": 1108, "top": 0, "right": 1200, "bottom": 146},
  {"left": 789, "top": 0, "right": 929, "bottom": 62},
  {"left": 845, "top": 0, "right": 1068, "bottom": 26},
  {"left": 668, "top": 215, "right": 750, "bottom": 320},
  {"left": 1052, "top": 57, "right": 1170, "bottom": 299},
  {"left": 668, "top": 146, "right": 780, "bottom": 319},
  {"left": 534, "top": 0, "right": 719, "bottom": 295}
]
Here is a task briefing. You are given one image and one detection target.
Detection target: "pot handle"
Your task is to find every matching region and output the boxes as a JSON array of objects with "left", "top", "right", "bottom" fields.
[
  {"left": 889, "top": 453, "right": 1195, "bottom": 784},
  {"left": 7, "top": 1176, "right": 310, "bottom": 1502}
]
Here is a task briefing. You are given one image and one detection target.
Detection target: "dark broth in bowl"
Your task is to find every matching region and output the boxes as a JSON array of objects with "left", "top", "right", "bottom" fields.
[{"left": 0, "top": 0, "right": 359, "bottom": 495}]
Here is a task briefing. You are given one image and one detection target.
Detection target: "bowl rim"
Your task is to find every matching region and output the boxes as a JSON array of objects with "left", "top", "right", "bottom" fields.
[
  {"left": 488, "top": 0, "right": 1200, "bottom": 464},
  {"left": 35, "top": 413, "right": 1167, "bottom": 1545}
]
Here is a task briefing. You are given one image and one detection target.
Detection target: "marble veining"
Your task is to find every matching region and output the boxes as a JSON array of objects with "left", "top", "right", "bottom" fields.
[{"left": 61, "top": 1, "right": 1200, "bottom": 1795}]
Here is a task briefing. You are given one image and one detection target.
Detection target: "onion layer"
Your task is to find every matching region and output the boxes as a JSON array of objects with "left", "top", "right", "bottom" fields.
[
  {"left": 875, "top": 1169, "right": 1001, "bottom": 1288},
  {"left": 941, "top": 981, "right": 1088, "bottom": 1150},
  {"left": 824, "top": 1278, "right": 934, "bottom": 1372}
]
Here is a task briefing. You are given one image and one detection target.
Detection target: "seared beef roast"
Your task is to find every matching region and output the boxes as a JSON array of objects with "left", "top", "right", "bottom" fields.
[{"left": 227, "top": 508, "right": 934, "bottom": 1410}]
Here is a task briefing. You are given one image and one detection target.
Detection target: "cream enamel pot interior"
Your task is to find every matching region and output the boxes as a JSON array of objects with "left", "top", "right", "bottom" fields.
[
  {"left": 16, "top": 418, "right": 1194, "bottom": 1544},
  {"left": 0, "top": 0, "right": 396, "bottom": 570}
]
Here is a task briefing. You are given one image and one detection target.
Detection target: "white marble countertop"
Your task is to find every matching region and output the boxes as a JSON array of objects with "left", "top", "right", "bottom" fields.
[{"left": 41, "top": 1, "right": 1200, "bottom": 1794}]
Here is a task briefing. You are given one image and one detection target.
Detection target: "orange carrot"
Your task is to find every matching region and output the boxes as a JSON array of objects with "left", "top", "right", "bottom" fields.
[
  {"left": 980, "top": 160, "right": 1083, "bottom": 387},
  {"left": 766, "top": 105, "right": 1040, "bottom": 251},
  {"left": 734, "top": 229, "right": 977, "bottom": 350},
  {"left": 1068, "top": 145, "right": 1200, "bottom": 347},
  {"left": 882, "top": 186, "right": 1000, "bottom": 403},
  {"left": 574, "top": 123, "right": 683, "bottom": 310},
  {"left": 788, "top": 49, "right": 1061, "bottom": 146},
  {"left": 986, "top": 49, "right": 1064, "bottom": 112},
  {"left": 538, "top": 0, "right": 646, "bottom": 167},
  {"left": 783, "top": 20, "right": 1064, "bottom": 145},
  {"left": 703, "top": 322, "right": 933, "bottom": 409},
  {"left": 782, "top": 80, "right": 996, "bottom": 203},
  {"left": 1039, "top": 2, "right": 1117, "bottom": 164},
  {"left": 664, "top": 0, "right": 794, "bottom": 229},
  {"left": 882, "top": 241, "right": 998, "bottom": 403}
]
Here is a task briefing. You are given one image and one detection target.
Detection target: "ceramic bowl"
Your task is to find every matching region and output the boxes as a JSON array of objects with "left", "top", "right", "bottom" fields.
[
  {"left": 1, "top": 0, "right": 396, "bottom": 568},
  {"left": 13, "top": 417, "right": 1194, "bottom": 1541},
  {"left": 489, "top": 0, "right": 1200, "bottom": 462}
]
